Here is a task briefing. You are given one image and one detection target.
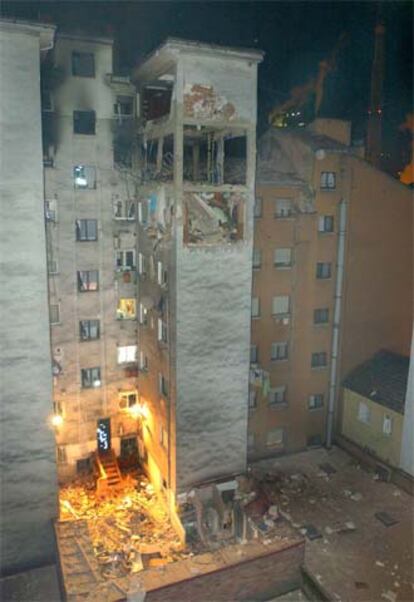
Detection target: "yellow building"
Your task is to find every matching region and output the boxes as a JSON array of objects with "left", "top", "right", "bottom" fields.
[{"left": 341, "top": 350, "right": 409, "bottom": 468}]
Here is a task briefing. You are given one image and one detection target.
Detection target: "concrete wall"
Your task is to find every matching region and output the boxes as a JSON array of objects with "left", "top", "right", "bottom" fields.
[
  {"left": 0, "top": 21, "right": 57, "bottom": 574},
  {"left": 341, "top": 389, "right": 404, "bottom": 467}
]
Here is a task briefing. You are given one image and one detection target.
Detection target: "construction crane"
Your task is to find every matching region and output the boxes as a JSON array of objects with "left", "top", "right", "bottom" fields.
[{"left": 269, "top": 33, "right": 347, "bottom": 128}]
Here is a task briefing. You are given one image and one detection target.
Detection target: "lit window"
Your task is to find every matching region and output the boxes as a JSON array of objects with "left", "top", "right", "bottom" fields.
[
  {"left": 117, "top": 298, "right": 136, "bottom": 320},
  {"left": 320, "top": 171, "right": 336, "bottom": 190},
  {"left": 269, "top": 386, "right": 287, "bottom": 406},
  {"left": 358, "top": 402, "right": 370, "bottom": 424},
  {"left": 311, "top": 352, "right": 327, "bottom": 368},
  {"left": 254, "top": 197, "right": 262, "bottom": 218},
  {"left": 252, "top": 248, "right": 261, "bottom": 268},
  {"left": 272, "top": 295, "right": 290, "bottom": 316},
  {"left": 72, "top": 51, "right": 95, "bottom": 77},
  {"left": 74, "top": 165, "right": 96, "bottom": 189},
  {"left": 266, "top": 427, "right": 285, "bottom": 448},
  {"left": 77, "top": 270, "right": 99, "bottom": 292},
  {"left": 81, "top": 367, "right": 101, "bottom": 388},
  {"left": 271, "top": 342, "right": 288, "bottom": 361},
  {"left": 116, "top": 249, "right": 136, "bottom": 271},
  {"left": 308, "top": 394, "right": 324, "bottom": 410},
  {"left": 314, "top": 308, "right": 329, "bottom": 324},
  {"left": 383, "top": 415, "right": 393, "bottom": 436},
  {"left": 251, "top": 297, "right": 260, "bottom": 318},
  {"left": 250, "top": 345, "right": 258, "bottom": 363},
  {"left": 79, "top": 320, "right": 100, "bottom": 341},
  {"left": 117, "top": 345, "right": 137, "bottom": 364},
  {"left": 76, "top": 219, "right": 97, "bottom": 241},
  {"left": 316, "top": 262, "right": 332, "bottom": 279},
  {"left": 73, "top": 110, "right": 96, "bottom": 135},
  {"left": 275, "top": 198, "right": 293, "bottom": 218},
  {"left": 274, "top": 248, "right": 292, "bottom": 268},
  {"left": 318, "top": 215, "right": 334, "bottom": 233},
  {"left": 50, "top": 304, "right": 60, "bottom": 325},
  {"left": 249, "top": 389, "right": 257, "bottom": 409},
  {"left": 119, "top": 391, "right": 138, "bottom": 410}
]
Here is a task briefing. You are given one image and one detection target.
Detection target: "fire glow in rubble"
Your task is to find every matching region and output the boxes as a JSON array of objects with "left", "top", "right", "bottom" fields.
[{"left": 59, "top": 475, "right": 188, "bottom": 578}]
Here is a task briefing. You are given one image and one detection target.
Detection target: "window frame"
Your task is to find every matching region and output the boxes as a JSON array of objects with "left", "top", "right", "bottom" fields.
[
  {"left": 311, "top": 352, "right": 328, "bottom": 369},
  {"left": 274, "top": 198, "right": 293, "bottom": 219},
  {"left": 383, "top": 414, "right": 393, "bottom": 436},
  {"left": 117, "top": 345, "right": 137, "bottom": 364},
  {"left": 314, "top": 308, "right": 329, "bottom": 325},
  {"left": 73, "top": 110, "right": 96, "bottom": 135},
  {"left": 266, "top": 427, "right": 285, "bottom": 448},
  {"left": 72, "top": 51, "right": 95, "bottom": 78},
  {"left": 274, "top": 247, "right": 292, "bottom": 269},
  {"left": 272, "top": 295, "right": 290, "bottom": 317},
  {"left": 316, "top": 262, "right": 332, "bottom": 280},
  {"left": 50, "top": 303, "right": 60, "bottom": 325},
  {"left": 117, "top": 298, "right": 136, "bottom": 320},
  {"left": 271, "top": 342, "right": 288, "bottom": 361},
  {"left": 318, "top": 215, "right": 334, "bottom": 233},
  {"left": 320, "top": 171, "right": 336, "bottom": 190},
  {"left": 357, "top": 401, "right": 371, "bottom": 424},
  {"left": 81, "top": 366, "right": 101, "bottom": 388},
  {"left": 254, "top": 196, "right": 263, "bottom": 218},
  {"left": 77, "top": 270, "right": 99, "bottom": 292},
  {"left": 79, "top": 319, "right": 100, "bottom": 341},
  {"left": 252, "top": 248, "right": 261, "bottom": 269},
  {"left": 251, "top": 297, "right": 260, "bottom": 318},
  {"left": 74, "top": 165, "right": 96, "bottom": 189},
  {"left": 250, "top": 345, "right": 258, "bottom": 364},
  {"left": 269, "top": 386, "right": 287, "bottom": 407},
  {"left": 116, "top": 249, "right": 136, "bottom": 271},
  {"left": 308, "top": 394, "right": 324, "bottom": 410},
  {"left": 76, "top": 219, "right": 98, "bottom": 242}
]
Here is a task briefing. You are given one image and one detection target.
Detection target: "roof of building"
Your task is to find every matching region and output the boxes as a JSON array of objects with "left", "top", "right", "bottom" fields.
[{"left": 343, "top": 350, "right": 409, "bottom": 414}]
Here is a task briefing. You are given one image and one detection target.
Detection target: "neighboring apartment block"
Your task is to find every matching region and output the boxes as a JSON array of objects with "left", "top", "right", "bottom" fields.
[
  {"left": 0, "top": 19, "right": 57, "bottom": 575},
  {"left": 44, "top": 33, "right": 140, "bottom": 480},
  {"left": 248, "top": 119, "right": 412, "bottom": 460}
]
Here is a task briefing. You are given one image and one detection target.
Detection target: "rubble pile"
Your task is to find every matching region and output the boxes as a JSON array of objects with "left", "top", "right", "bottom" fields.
[{"left": 59, "top": 476, "right": 186, "bottom": 579}]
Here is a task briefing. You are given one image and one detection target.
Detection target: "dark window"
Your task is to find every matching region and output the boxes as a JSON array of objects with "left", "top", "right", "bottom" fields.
[
  {"left": 314, "top": 308, "right": 329, "bottom": 324},
  {"left": 158, "top": 373, "right": 168, "bottom": 397},
  {"left": 77, "top": 270, "right": 99, "bottom": 292},
  {"left": 79, "top": 319, "right": 100, "bottom": 341},
  {"left": 308, "top": 394, "right": 324, "bottom": 409},
  {"left": 271, "top": 342, "right": 288, "bottom": 361},
  {"left": 81, "top": 367, "right": 101, "bottom": 388},
  {"left": 311, "top": 352, "right": 327, "bottom": 368},
  {"left": 73, "top": 110, "right": 96, "bottom": 135},
  {"left": 320, "top": 171, "right": 336, "bottom": 190},
  {"left": 76, "top": 457, "right": 92, "bottom": 474},
  {"left": 250, "top": 345, "right": 258, "bottom": 363},
  {"left": 76, "top": 219, "right": 98, "bottom": 241},
  {"left": 114, "top": 95, "right": 134, "bottom": 117},
  {"left": 316, "top": 262, "right": 332, "bottom": 279},
  {"left": 307, "top": 434, "right": 323, "bottom": 447},
  {"left": 72, "top": 52, "right": 95, "bottom": 77}
]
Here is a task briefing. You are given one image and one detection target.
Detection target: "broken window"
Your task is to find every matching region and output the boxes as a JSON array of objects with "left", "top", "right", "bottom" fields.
[
  {"left": 50, "top": 304, "right": 60, "bottom": 325},
  {"left": 74, "top": 165, "right": 96, "bottom": 189},
  {"left": 79, "top": 319, "right": 100, "bottom": 341},
  {"left": 72, "top": 51, "right": 95, "bottom": 78},
  {"left": 269, "top": 386, "right": 287, "bottom": 406},
  {"left": 183, "top": 126, "right": 246, "bottom": 185},
  {"left": 119, "top": 391, "right": 138, "bottom": 410},
  {"left": 320, "top": 171, "right": 336, "bottom": 190},
  {"left": 251, "top": 297, "right": 260, "bottom": 318},
  {"left": 117, "top": 298, "right": 136, "bottom": 320},
  {"left": 275, "top": 198, "right": 293, "bottom": 218},
  {"left": 141, "top": 135, "right": 174, "bottom": 182},
  {"left": 113, "top": 198, "right": 135, "bottom": 220},
  {"left": 314, "top": 308, "right": 329, "bottom": 324},
  {"left": 272, "top": 295, "right": 290, "bottom": 316},
  {"left": 271, "top": 342, "right": 288, "bottom": 361},
  {"left": 316, "top": 262, "right": 332, "bottom": 279},
  {"left": 142, "top": 83, "right": 173, "bottom": 121},
  {"left": 117, "top": 345, "right": 137, "bottom": 364},
  {"left": 308, "top": 394, "right": 324, "bottom": 410},
  {"left": 318, "top": 215, "right": 334, "bottom": 233},
  {"left": 73, "top": 110, "right": 96, "bottom": 135},
  {"left": 184, "top": 191, "right": 244, "bottom": 245},
  {"left": 76, "top": 219, "right": 97, "bottom": 241},
  {"left": 274, "top": 248, "right": 292, "bottom": 268},
  {"left": 81, "top": 367, "right": 101, "bottom": 388},
  {"left": 116, "top": 249, "right": 136, "bottom": 271},
  {"left": 77, "top": 270, "right": 99, "bottom": 292},
  {"left": 311, "top": 352, "right": 327, "bottom": 368},
  {"left": 266, "top": 427, "right": 285, "bottom": 448}
]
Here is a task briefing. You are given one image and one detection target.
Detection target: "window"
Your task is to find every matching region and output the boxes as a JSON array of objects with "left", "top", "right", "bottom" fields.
[
  {"left": 316, "top": 262, "right": 332, "bottom": 279},
  {"left": 138, "top": 200, "right": 149, "bottom": 225},
  {"left": 81, "top": 367, "right": 101, "bottom": 388},
  {"left": 320, "top": 171, "right": 336, "bottom": 190},
  {"left": 45, "top": 199, "right": 57, "bottom": 222},
  {"left": 139, "top": 303, "right": 148, "bottom": 325},
  {"left": 139, "top": 351, "right": 148, "bottom": 371},
  {"left": 76, "top": 219, "right": 97, "bottom": 241},
  {"left": 269, "top": 386, "right": 287, "bottom": 406},
  {"left": 73, "top": 110, "right": 96, "bottom": 135},
  {"left": 254, "top": 197, "right": 262, "bottom": 218},
  {"left": 274, "top": 248, "right": 292, "bottom": 268},
  {"left": 79, "top": 320, "right": 100, "bottom": 341},
  {"left": 57, "top": 446, "right": 67, "bottom": 463},
  {"left": 307, "top": 434, "right": 322, "bottom": 447},
  {"left": 116, "top": 250, "right": 136, "bottom": 271},
  {"left": 160, "top": 426, "right": 168, "bottom": 449},
  {"left": 250, "top": 345, "right": 258, "bottom": 364},
  {"left": 158, "top": 373, "right": 168, "bottom": 397},
  {"left": 358, "top": 401, "right": 370, "bottom": 424},
  {"left": 77, "top": 270, "right": 99, "bottom": 292},
  {"left": 272, "top": 296, "right": 290, "bottom": 316},
  {"left": 138, "top": 253, "right": 145, "bottom": 275},
  {"left": 249, "top": 389, "right": 257, "bottom": 410},
  {"left": 72, "top": 51, "right": 95, "bottom": 77},
  {"left": 252, "top": 248, "right": 261, "bottom": 269},
  {"left": 157, "top": 261, "right": 167, "bottom": 286},
  {"left": 158, "top": 318, "right": 168, "bottom": 343},
  {"left": 114, "top": 95, "right": 134, "bottom": 118},
  {"left": 271, "top": 342, "right": 288, "bottom": 361},
  {"left": 308, "top": 394, "right": 324, "bottom": 410},
  {"left": 314, "top": 308, "right": 329, "bottom": 325},
  {"left": 383, "top": 415, "right": 393, "bottom": 436},
  {"left": 48, "top": 258, "right": 58, "bottom": 274},
  {"left": 113, "top": 198, "right": 136, "bottom": 220},
  {"left": 266, "top": 427, "right": 285, "bottom": 448},
  {"left": 275, "top": 198, "right": 293, "bottom": 218},
  {"left": 318, "top": 215, "right": 334, "bottom": 233},
  {"left": 117, "top": 345, "right": 137, "bottom": 364},
  {"left": 311, "top": 352, "right": 327, "bottom": 368},
  {"left": 50, "top": 304, "right": 60, "bottom": 325},
  {"left": 117, "top": 298, "right": 136, "bottom": 320},
  {"left": 74, "top": 165, "right": 96, "bottom": 189},
  {"left": 119, "top": 391, "right": 138, "bottom": 410},
  {"left": 251, "top": 297, "right": 260, "bottom": 318}
]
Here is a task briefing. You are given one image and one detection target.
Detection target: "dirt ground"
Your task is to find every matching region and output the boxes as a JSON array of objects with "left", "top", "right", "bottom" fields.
[{"left": 252, "top": 446, "right": 414, "bottom": 602}]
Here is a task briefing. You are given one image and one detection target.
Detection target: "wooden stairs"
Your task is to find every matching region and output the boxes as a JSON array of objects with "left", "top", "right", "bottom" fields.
[{"left": 95, "top": 449, "right": 122, "bottom": 492}]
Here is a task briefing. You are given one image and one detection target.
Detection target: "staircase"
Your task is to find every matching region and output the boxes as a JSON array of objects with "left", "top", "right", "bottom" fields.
[{"left": 96, "top": 449, "right": 122, "bottom": 489}]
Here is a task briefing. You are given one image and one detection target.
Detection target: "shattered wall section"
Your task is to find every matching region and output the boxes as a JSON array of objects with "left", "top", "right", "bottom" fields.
[{"left": 184, "top": 191, "right": 245, "bottom": 245}]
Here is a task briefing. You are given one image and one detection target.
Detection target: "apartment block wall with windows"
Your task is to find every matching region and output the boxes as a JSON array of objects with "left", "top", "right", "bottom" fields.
[{"left": 43, "top": 33, "right": 139, "bottom": 480}]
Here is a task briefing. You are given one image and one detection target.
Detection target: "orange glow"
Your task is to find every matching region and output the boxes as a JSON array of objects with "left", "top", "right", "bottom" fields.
[
  {"left": 127, "top": 403, "right": 149, "bottom": 420},
  {"left": 51, "top": 414, "right": 63, "bottom": 427}
]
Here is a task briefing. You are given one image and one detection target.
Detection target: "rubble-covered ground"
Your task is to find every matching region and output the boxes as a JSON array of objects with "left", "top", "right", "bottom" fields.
[
  {"left": 59, "top": 473, "right": 188, "bottom": 580},
  {"left": 251, "top": 446, "right": 414, "bottom": 602}
]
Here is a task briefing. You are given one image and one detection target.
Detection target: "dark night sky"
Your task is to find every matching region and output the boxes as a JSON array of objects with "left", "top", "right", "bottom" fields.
[{"left": 2, "top": 1, "right": 413, "bottom": 164}]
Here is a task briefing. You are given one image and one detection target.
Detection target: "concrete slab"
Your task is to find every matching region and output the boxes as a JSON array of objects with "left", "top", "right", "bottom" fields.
[{"left": 0, "top": 565, "right": 61, "bottom": 602}]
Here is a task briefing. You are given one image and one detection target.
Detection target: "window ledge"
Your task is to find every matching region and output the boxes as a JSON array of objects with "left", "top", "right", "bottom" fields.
[
  {"left": 274, "top": 265, "right": 292, "bottom": 270},
  {"left": 311, "top": 365, "right": 328, "bottom": 371},
  {"left": 271, "top": 358, "right": 289, "bottom": 363},
  {"left": 269, "top": 403, "right": 288, "bottom": 410}
]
